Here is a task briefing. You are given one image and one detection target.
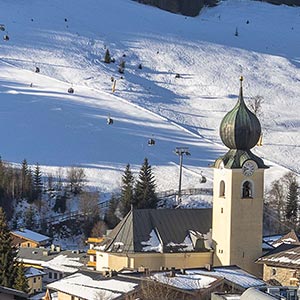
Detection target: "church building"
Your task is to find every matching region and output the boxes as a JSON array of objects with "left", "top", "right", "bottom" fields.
[
  {"left": 212, "top": 76, "right": 268, "bottom": 276},
  {"left": 95, "top": 77, "right": 267, "bottom": 276}
]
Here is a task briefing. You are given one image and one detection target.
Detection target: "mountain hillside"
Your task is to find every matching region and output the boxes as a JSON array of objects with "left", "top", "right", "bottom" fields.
[{"left": 0, "top": 0, "right": 299, "bottom": 196}]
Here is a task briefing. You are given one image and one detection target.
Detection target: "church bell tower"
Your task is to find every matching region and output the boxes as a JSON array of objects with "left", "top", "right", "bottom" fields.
[{"left": 212, "top": 77, "right": 268, "bottom": 276}]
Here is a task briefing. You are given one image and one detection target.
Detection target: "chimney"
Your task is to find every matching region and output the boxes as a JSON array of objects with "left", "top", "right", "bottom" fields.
[
  {"left": 180, "top": 268, "right": 186, "bottom": 275},
  {"left": 43, "top": 250, "right": 49, "bottom": 256},
  {"left": 205, "top": 264, "right": 212, "bottom": 271},
  {"left": 56, "top": 245, "right": 61, "bottom": 252},
  {"left": 169, "top": 267, "right": 176, "bottom": 277},
  {"left": 51, "top": 244, "right": 55, "bottom": 252}
]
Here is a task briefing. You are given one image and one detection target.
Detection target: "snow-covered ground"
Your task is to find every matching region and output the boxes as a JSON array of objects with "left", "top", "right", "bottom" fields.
[{"left": 0, "top": 0, "right": 299, "bottom": 198}]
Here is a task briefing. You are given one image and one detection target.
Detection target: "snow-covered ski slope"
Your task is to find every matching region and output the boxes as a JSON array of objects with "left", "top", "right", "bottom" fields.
[{"left": 0, "top": 0, "right": 299, "bottom": 193}]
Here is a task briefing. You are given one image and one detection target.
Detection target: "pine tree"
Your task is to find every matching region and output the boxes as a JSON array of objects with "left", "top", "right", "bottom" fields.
[
  {"left": 0, "top": 207, "right": 17, "bottom": 288},
  {"left": 33, "top": 163, "right": 42, "bottom": 201},
  {"left": 134, "top": 158, "right": 157, "bottom": 209},
  {"left": 119, "top": 164, "right": 135, "bottom": 217},
  {"left": 285, "top": 179, "right": 299, "bottom": 225},
  {"left": 21, "top": 159, "right": 29, "bottom": 199},
  {"left": 13, "top": 262, "right": 29, "bottom": 293},
  {"left": 24, "top": 207, "right": 36, "bottom": 229},
  {"left": 104, "top": 49, "right": 111, "bottom": 63},
  {"left": 104, "top": 194, "right": 120, "bottom": 229}
]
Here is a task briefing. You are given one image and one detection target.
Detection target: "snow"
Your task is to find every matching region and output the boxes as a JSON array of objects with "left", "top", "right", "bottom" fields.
[
  {"left": 12, "top": 229, "right": 50, "bottom": 243},
  {"left": 152, "top": 272, "right": 217, "bottom": 290},
  {"left": 167, "top": 235, "right": 194, "bottom": 251},
  {"left": 141, "top": 229, "right": 163, "bottom": 253},
  {"left": 272, "top": 237, "right": 297, "bottom": 248},
  {"left": 0, "top": 0, "right": 299, "bottom": 200},
  {"left": 47, "top": 273, "right": 137, "bottom": 300},
  {"left": 42, "top": 255, "right": 84, "bottom": 273},
  {"left": 189, "top": 267, "right": 266, "bottom": 288}
]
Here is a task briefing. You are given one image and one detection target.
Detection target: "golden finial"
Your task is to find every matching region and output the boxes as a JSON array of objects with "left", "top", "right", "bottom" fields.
[{"left": 239, "top": 76, "right": 243, "bottom": 87}]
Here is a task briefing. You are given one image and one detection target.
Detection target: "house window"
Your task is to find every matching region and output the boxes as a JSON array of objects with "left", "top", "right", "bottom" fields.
[
  {"left": 49, "top": 272, "right": 52, "bottom": 279},
  {"left": 27, "top": 243, "right": 30, "bottom": 247},
  {"left": 54, "top": 273, "right": 57, "bottom": 279},
  {"left": 272, "top": 268, "right": 276, "bottom": 276},
  {"left": 219, "top": 180, "right": 225, "bottom": 197},
  {"left": 33, "top": 278, "right": 36, "bottom": 283},
  {"left": 242, "top": 181, "right": 253, "bottom": 198},
  {"left": 60, "top": 273, "right": 63, "bottom": 279},
  {"left": 221, "top": 208, "right": 223, "bottom": 213}
]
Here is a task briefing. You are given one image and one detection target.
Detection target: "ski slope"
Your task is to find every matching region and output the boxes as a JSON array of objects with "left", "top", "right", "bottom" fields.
[{"left": 0, "top": 0, "right": 299, "bottom": 195}]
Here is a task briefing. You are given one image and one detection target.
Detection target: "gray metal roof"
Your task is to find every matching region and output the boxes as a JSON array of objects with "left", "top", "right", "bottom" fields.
[{"left": 102, "top": 208, "right": 212, "bottom": 253}]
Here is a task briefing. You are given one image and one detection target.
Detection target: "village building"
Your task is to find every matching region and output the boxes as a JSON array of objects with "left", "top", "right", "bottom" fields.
[
  {"left": 24, "top": 267, "right": 46, "bottom": 295},
  {"left": 0, "top": 285, "right": 28, "bottom": 300},
  {"left": 86, "top": 237, "right": 104, "bottom": 270},
  {"left": 95, "top": 208, "right": 213, "bottom": 272},
  {"left": 256, "top": 242, "right": 300, "bottom": 286},
  {"left": 11, "top": 228, "right": 50, "bottom": 248},
  {"left": 16, "top": 247, "right": 88, "bottom": 285}
]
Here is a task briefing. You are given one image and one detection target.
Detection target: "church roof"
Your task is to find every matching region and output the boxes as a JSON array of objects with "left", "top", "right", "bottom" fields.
[
  {"left": 220, "top": 77, "right": 261, "bottom": 151},
  {"left": 99, "top": 208, "right": 212, "bottom": 254}
]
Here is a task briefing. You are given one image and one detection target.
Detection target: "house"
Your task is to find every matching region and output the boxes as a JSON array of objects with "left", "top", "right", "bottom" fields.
[
  {"left": 16, "top": 247, "right": 88, "bottom": 284},
  {"left": 96, "top": 208, "right": 213, "bottom": 271},
  {"left": 0, "top": 285, "right": 28, "bottom": 299},
  {"left": 45, "top": 270, "right": 139, "bottom": 300},
  {"left": 256, "top": 242, "right": 300, "bottom": 286},
  {"left": 11, "top": 228, "right": 50, "bottom": 248},
  {"left": 86, "top": 237, "right": 104, "bottom": 269},
  {"left": 24, "top": 267, "right": 46, "bottom": 295}
]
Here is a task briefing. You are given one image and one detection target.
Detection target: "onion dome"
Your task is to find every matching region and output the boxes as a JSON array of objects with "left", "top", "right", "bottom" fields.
[{"left": 220, "top": 77, "right": 261, "bottom": 150}]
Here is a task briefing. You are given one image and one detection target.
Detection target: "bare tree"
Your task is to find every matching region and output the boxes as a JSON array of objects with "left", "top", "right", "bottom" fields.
[
  {"left": 247, "top": 95, "right": 264, "bottom": 118},
  {"left": 91, "top": 220, "right": 107, "bottom": 238},
  {"left": 67, "top": 166, "right": 85, "bottom": 194}
]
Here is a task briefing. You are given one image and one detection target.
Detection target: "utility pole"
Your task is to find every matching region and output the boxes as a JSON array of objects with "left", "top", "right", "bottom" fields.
[{"left": 174, "top": 147, "right": 190, "bottom": 206}]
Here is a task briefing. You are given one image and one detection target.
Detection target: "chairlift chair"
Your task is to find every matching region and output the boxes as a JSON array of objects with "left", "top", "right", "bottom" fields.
[
  {"left": 68, "top": 87, "right": 74, "bottom": 94},
  {"left": 200, "top": 176, "right": 207, "bottom": 184},
  {"left": 35, "top": 67, "right": 40, "bottom": 73},
  {"left": 148, "top": 138, "right": 155, "bottom": 146},
  {"left": 0, "top": 25, "right": 5, "bottom": 31},
  {"left": 3, "top": 34, "right": 9, "bottom": 41},
  {"left": 107, "top": 116, "right": 113, "bottom": 125}
]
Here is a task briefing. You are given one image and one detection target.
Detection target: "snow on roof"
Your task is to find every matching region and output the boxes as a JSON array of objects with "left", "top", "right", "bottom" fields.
[
  {"left": 152, "top": 272, "right": 217, "bottom": 290},
  {"left": 12, "top": 229, "right": 49, "bottom": 243},
  {"left": 166, "top": 235, "right": 194, "bottom": 252},
  {"left": 47, "top": 273, "right": 137, "bottom": 300},
  {"left": 42, "top": 255, "right": 84, "bottom": 273},
  {"left": 187, "top": 267, "right": 266, "bottom": 289},
  {"left": 273, "top": 237, "right": 297, "bottom": 248},
  {"left": 141, "top": 229, "right": 163, "bottom": 253},
  {"left": 25, "top": 267, "right": 46, "bottom": 278}
]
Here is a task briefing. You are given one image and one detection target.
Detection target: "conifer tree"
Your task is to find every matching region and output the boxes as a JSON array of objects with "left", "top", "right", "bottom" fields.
[
  {"left": 13, "top": 262, "right": 29, "bottom": 293},
  {"left": 104, "top": 49, "right": 111, "bottom": 63},
  {"left": 104, "top": 194, "right": 120, "bottom": 229},
  {"left": 119, "top": 164, "right": 135, "bottom": 217},
  {"left": 33, "top": 163, "right": 42, "bottom": 200},
  {"left": 134, "top": 158, "right": 157, "bottom": 209},
  {"left": 0, "top": 207, "right": 17, "bottom": 288},
  {"left": 285, "top": 179, "right": 299, "bottom": 224}
]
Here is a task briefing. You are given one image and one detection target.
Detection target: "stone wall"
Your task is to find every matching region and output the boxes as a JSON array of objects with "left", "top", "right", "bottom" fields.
[{"left": 263, "top": 264, "right": 299, "bottom": 286}]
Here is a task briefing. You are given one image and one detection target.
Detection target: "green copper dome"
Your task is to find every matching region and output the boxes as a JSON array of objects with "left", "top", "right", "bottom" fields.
[{"left": 220, "top": 77, "right": 261, "bottom": 150}]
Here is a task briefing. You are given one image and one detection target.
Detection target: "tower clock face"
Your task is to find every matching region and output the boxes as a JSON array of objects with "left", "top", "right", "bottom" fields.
[{"left": 242, "top": 160, "right": 257, "bottom": 176}]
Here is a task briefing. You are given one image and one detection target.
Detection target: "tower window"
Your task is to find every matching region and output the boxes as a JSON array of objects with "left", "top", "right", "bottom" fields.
[
  {"left": 242, "top": 181, "right": 253, "bottom": 198},
  {"left": 221, "top": 208, "right": 223, "bottom": 213},
  {"left": 219, "top": 180, "right": 225, "bottom": 197}
]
